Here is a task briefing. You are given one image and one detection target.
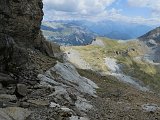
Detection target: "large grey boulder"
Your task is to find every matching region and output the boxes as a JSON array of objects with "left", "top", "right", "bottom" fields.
[
  {"left": 38, "top": 62, "right": 98, "bottom": 119},
  {"left": 52, "top": 62, "right": 98, "bottom": 96},
  {"left": 0, "top": 107, "right": 31, "bottom": 120},
  {"left": 0, "top": 94, "right": 17, "bottom": 102},
  {"left": 0, "top": 110, "right": 12, "bottom": 120},
  {"left": 15, "top": 84, "right": 28, "bottom": 97}
]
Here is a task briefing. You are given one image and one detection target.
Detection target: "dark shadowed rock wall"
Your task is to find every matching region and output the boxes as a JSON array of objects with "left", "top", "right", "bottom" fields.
[
  {"left": 0, "top": 0, "right": 43, "bottom": 47},
  {"left": 0, "top": 0, "right": 60, "bottom": 84}
]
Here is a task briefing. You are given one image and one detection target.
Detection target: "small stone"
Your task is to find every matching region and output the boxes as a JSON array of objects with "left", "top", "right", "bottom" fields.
[
  {"left": 15, "top": 84, "right": 28, "bottom": 97},
  {"left": 50, "top": 102, "right": 60, "bottom": 108},
  {"left": 60, "top": 111, "right": 72, "bottom": 118},
  {"left": 0, "top": 110, "right": 12, "bottom": 120},
  {"left": 0, "top": 94, "right": 17, "bottom": 102},
  {"left": 142, "top": 104, "right": 160, "bottom": 113},
  {"left": 69, "top": 116, "right": 89, "bottom": 120},
  {"left": 0, "top": 101, "right": 4, "bottom": 108},
  {"left": 1, "top": 107, "right": 31, "bottom": 120},
  {"left": 20, "top": 102, "right": 30, "bottom": 108},
  {"left": 61, "top": 107, "right": 72, "bottom": 112},
  {"left": 27, "top": 99, "right": 50, "bottom": 106}
]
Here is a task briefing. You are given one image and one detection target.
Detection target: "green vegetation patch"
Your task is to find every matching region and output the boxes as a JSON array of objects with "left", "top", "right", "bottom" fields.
[{"left": 63, "top": 37, "right": 160, "bottom": 93}]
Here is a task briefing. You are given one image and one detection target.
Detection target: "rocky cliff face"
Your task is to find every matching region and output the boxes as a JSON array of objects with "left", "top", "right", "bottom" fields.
[
  {"left": 0, "top": 0, "right": 43, "bottom": 47},
  {"left": 0, "top": 2, "right": 98, "bottom": 119},
  {"left": 0, "top": 0, "right": 60, "bottom": 78},
  {"left": 0, "top": 0, "right": 42, "bottom": 72}
]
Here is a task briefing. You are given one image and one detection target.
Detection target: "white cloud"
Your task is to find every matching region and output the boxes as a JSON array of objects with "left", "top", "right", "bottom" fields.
[
  {"left": 128, "top": 0, "right": 160, "bottom": 17},
  {"left": 43, "top": 0, "right": 116, "bottom": 14},
  {"left": 43, "top": 0, "right": 160, "bottom": 26},
  {"left": 43, "top": 0, "right": 117, "bottom": 21},
  {"left": 128, "top": 0, "right": 160, "bottom": 8},
  {"left": 95, "top": 9, "right": 160, "bottom": 26},
  {"left": 127, "top": 0, "right": 160, "bottom": 25}
]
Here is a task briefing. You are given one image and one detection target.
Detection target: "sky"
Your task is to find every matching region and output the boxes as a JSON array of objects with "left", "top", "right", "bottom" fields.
[{"left": 43, "top": 0, "right": 160, "bottom": 26}]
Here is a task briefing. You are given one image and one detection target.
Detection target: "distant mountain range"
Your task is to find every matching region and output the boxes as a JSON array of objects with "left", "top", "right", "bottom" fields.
[
  {"left": 80, "top": 20, "right": 154, "bottom": 40},
  {"left": 41, "top": 21, "right": 96, "bottom": 46},
  {"left": 41, "top": 20, "right": 154, "bottom": 46}
]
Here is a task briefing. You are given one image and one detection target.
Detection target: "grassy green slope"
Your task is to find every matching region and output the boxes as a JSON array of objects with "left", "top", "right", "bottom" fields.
[{"left": 62, "top": 37, "right": 160, "bottom": 93}]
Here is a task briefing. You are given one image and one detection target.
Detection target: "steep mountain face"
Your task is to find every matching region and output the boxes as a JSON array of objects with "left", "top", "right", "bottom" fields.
[
  {"left": 0, "top": 0, "right": 43, "bottom": 47},
  {"left": 0, "top": 0, "right": 58, "bottom": 74},
  {"left": 139, "top": 27, "right": 160, "bottom": 63},
  {"left": 41, "top": 21, "right": 96, "bottom": 46},
  {"left": 0, "top": 1, "right": 98, "bottom": 120}
]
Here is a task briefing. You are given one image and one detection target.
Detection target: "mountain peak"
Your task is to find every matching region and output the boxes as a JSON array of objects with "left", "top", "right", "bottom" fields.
[{"left": 139, "top": 27, "right": 160, "bottom": 43}]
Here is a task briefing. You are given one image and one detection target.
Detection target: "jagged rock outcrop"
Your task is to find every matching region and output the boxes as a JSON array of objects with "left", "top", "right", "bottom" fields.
[
  {"left": 0, "top": 0, "right": 43, "bottom": 47},
  {"left": 37, "top": 62, "right": 98, "bottom": 119},
  {"left": 139, "top": 27, "right": 160, "bottom": 43},
  {"left": 0, "top": 0, "right": 96, "bottom": 119},
  {"left": 0, "top": 0, "right": 60, "bottom": 83}
]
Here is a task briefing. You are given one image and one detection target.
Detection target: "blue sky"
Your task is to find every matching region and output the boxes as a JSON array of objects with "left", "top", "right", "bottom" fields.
[
  {"left": 43, "top": 0, "right": 160, "bottom": 26},
  {"left": 108, "top": 0, "right": 151, "bottom": 18}
]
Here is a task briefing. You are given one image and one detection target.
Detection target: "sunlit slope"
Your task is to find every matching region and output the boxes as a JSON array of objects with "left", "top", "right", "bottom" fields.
[
  {"left": 62, "top": 37, "right": 146, "bottom": 72},
  {"left": 62, "top": 37, "right": 160, "bottom": 92}
]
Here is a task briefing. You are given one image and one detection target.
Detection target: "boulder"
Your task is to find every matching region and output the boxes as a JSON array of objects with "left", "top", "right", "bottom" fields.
[
  {"left": 142, "top": 104, "right": 160, "bottom": 113},
  {"left": 50, "top": 102, "right": 60, "bottom": 108},
  {"left": 0, "top": 94, "right": 17, "bottom": 102},
  {"left": 0, "top": 107, "right": 31, "bottom": 120},
  {"left": 0, "top": 110, "right": 12, "bottom": 120},
  {"left": 0, "top": 73, "right": 16, "bottom": 86},
  {"left": 27, "top": 99, "right": 50, "bottom": 106},
  {"left": 15, "top": 84, "right": 28, "bottom": 97}
]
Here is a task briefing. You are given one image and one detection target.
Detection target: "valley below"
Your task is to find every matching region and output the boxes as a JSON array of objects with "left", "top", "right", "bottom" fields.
[
  {"left": 60, "top": 37, "right": 160, "bottom": 119},
  {"left": 1, "top": 1, "right": 160, "bottom": 119}
]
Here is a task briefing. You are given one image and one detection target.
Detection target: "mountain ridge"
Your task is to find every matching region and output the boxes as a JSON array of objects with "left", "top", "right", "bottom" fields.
[
  {"left": 139, "top": 26, "right": 160, "bottom": 43},
  {"left": 41, "top": 20, "right": 154, "bottom": 46},
  {"left": 41, "top": 21, "right": 96, "bottom": 46}
]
